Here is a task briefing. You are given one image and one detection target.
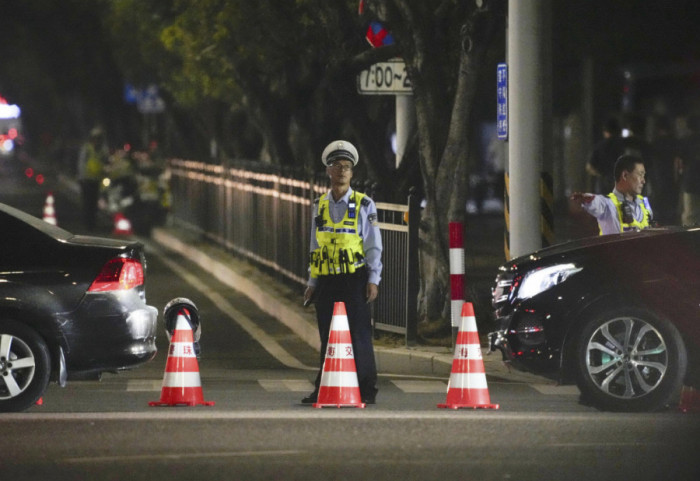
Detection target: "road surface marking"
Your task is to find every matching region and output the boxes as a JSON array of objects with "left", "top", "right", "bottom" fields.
[
  {"left": 126, "top": 380, "right": 164, "bottom": 391},
  {"left": 531, "top": 384, "right": 580, "bottom": 395},
  {"left": 259, "top": 379, "right": 314, "bottom": 392},
  {"left": 391, "top": 380, "right": 447, "bottom": 393},
  {"left": 64, "top": 450, "right": 303, "bottom": 464}
]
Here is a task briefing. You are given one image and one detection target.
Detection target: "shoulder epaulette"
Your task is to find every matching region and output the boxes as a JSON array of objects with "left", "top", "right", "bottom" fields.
[{"left": 360, "top": 196, "right": 371, "bottom": 207}]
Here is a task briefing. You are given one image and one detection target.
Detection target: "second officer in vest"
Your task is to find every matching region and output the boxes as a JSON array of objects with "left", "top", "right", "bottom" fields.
[
  {"left": 302, "top": 140, "right": 383, "bottom": 404},
  {"left": 571, "top": 154, "right": 653, "bottom": 235}
]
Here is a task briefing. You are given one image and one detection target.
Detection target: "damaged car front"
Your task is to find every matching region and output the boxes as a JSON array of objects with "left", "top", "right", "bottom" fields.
[{"left": 489, "top": 257, "right": 584, "bottom": 379}]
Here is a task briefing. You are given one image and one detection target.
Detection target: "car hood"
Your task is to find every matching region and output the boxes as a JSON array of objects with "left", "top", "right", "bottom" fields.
[{"left": 505, "top": 227, "right": 685, "bottom": 270}]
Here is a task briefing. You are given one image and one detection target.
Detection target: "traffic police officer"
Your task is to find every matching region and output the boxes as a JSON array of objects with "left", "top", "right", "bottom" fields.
[
  {"left": 571, "top": 154, "right": 653, "bottom": 235},
  {"left": 302, "top": 140, "right": 383, "bottom": 404}
]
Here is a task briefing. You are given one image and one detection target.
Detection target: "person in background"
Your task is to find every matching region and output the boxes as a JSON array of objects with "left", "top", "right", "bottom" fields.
[
  {"left": 677, "top": 115, "right": 700, "bottom": 226},
  {"left": 586, "top": 117, "right": 625, "bottom": 194},
  {"left": 650, "top": 115, "right": 680, "bottom": 224},
  {"left": 77, "top": 126, "right": 108, "bottom": 229},
  {"left": 571, "top": 154, "right": 653, "bottom": 235},
  {"left": 302, "top": 140, "right": 383, "bottom": 405}
]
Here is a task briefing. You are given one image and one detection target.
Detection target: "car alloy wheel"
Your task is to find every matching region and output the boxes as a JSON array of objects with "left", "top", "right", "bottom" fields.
[
  {"left": 576, "top": 307, "right": 687, "bottom": 412},
  {"left": 0, "top": 320, "right": 51, "bottom": 412}
]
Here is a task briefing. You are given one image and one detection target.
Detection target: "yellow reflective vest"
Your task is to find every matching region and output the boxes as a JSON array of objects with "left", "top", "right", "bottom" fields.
[
  {"left": 310, "top": 191, "right": 367, "bottom": 277},
  {"left": 84, "top": 143, "right": 105, "bottom": 179},
  {"left": 604, "top": 193, "right": 652, "bottom": 234}
]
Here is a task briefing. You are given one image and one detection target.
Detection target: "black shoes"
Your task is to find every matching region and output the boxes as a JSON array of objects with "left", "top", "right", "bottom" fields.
[
  {"left": 301, "top": 391, "right": 318, "bottom": 404},
  {"left": 362, "top": 387, "right": 378, "bottom": 405}
]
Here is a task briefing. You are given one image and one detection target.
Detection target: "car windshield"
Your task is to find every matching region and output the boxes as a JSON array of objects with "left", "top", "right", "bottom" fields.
[{"left": 0, "top": 202, "right": 73, "bottom": 241}]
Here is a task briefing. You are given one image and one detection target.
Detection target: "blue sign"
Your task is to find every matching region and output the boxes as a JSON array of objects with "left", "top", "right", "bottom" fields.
[
  {"left": 124, "top": 84, "right": 139, "bottom": 104},
  {"left": 497, "top": 63, "right": 508, "bottom": 140}
]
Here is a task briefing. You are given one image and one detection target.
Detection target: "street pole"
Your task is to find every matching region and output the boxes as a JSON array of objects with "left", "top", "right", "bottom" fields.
[
  {"left": 395, "top": 95, "right": 415, "bottom": 168},
  {"left": 507, "top": 0, "right": 552, "bottom": 258}
]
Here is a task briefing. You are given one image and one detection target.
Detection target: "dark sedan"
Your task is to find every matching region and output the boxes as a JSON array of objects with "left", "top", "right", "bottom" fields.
[
  {"left": 489, "top": 227, "right": 700, "bottom": 412},
  {"left": 0, "top": 203, "right": 157, "bottom": 412}
]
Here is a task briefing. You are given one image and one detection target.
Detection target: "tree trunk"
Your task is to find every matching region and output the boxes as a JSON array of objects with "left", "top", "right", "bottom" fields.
[{"left": 373, "top": 0, "right": 503, "bottom": 328}]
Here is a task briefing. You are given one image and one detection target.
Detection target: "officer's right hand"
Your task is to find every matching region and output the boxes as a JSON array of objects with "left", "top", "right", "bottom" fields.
[
  {"left": 570, "top": 192, "right": 595, "bottom": 204},
  {"left": 303, "top": 287, "right": 315, "bottom": 306}
]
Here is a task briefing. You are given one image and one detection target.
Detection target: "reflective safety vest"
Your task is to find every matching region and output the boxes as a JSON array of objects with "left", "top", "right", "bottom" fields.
[
  {"left": 604, "top": 193, "right": 652, "bottom": 234},
  {"left": 310, "top": 191, "right": 368, "bottom": 277},
  {"left": 84, "top": 143, "right": 105, "bottom": 179}
]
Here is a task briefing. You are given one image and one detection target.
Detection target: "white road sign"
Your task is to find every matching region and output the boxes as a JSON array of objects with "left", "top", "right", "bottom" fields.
[{"left": 357, "top": 60, "right": 412, "bottom": 94}]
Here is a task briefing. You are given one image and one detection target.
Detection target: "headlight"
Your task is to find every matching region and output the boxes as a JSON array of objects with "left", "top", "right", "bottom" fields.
[{"left": 514, "top": 263, "right": 582, "bottom": 301}]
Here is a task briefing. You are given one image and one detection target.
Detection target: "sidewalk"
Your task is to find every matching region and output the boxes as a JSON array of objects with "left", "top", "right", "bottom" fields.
[{"left": 150, "top": 222, "right": 553, "bottom": 385}]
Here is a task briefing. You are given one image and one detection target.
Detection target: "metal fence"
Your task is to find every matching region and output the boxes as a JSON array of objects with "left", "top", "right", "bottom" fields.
[{"left": 168, "top": 159, "right": 419, "bottom": 344}]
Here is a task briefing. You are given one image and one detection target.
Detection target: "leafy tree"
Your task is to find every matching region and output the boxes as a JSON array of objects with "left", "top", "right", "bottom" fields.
[
  {"left": 104, "top": 0, "right": 504, "bottom": 332},
  {"left": 105, "top": 1, "right": 411, "bottom": 190},
  {"left": 364, "top": 0, "right": 504, "bottom": 329}
]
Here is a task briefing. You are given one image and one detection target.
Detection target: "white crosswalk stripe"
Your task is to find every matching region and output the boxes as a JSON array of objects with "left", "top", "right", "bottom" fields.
[
  {"left": 121, "top": 378, "right": 577, "bottom": 396},
  {"left": 126, "top": 380, "right": 163, "bottom": 392},
  {"left": 531, "top": 384, "right": 580, "bottom": 395},
  {"left": 390, "top": 380, "right": 447, "bottom": 393},
  {"left": 258, "top": 379, "right": 315, "bottom": 392}
]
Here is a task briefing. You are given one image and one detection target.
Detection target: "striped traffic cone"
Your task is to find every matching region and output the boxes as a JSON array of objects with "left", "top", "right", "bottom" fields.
[
  {"left": 678, "top": 385, "right": 700, "bottom": 413},
  {"left": 43, "top": 192, "right": 57, "bottom": 225},
  {"left": 438, "top": 302, "right": 499, "bottom": 410},
  {"left": 313, "top": 302, "right": 365, "bottom": 408},
  {"left": 112, "top": 212, "right": 133, "bottom": 236},
  {"left": 149, "top": 308, "right": 214, "bottom": 407}
]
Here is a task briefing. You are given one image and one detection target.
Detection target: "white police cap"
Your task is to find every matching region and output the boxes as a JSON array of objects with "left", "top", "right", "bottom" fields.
[{"left": 321, "top": 140, "right": 359, "bottom": 166}]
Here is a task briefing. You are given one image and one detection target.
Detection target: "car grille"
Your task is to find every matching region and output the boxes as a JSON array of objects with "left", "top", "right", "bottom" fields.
[{"left": 492, "top": 272, "right": 515, "bottom": 308}]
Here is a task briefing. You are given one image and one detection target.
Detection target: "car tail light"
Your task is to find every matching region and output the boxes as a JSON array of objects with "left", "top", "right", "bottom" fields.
[{"left": 88, "top": 257, "right": 144, "bottom": 292}]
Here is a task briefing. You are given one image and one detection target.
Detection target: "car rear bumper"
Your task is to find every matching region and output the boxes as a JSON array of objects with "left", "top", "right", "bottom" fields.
[{"left": 62, "top": 298, "right": 158, "bottom": 373}]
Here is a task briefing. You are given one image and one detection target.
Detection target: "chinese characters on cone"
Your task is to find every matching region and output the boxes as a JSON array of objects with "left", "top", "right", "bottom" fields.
[
  {"left": 149, "top": 309, "right": 214, "bottom": 407},
  {"left": 438, "top": 302, "right": 499, "bottom": 410},
  {"left": 314, "top": 302, "right": 365, "bottom": 408}
]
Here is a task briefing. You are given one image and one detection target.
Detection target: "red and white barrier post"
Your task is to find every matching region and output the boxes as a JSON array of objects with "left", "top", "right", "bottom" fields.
[{"left": 449, "top": 222, "right": 465, "bottom": 345}]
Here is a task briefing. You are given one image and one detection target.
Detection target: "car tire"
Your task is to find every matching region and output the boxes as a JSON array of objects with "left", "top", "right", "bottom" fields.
[
  {"left": 0, "top": 320, "right": 51, "bottom": 412},
  {"left": 574, "top": 307, "right": 687, "bottom": 412}
]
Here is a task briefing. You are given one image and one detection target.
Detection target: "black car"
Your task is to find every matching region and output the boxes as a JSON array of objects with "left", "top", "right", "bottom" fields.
[
  {"left": 0, "top": 203, "right": 158, "bottom": 412},
  {"left": 489, "top": 227, "right": 700, "bottom": 412}
]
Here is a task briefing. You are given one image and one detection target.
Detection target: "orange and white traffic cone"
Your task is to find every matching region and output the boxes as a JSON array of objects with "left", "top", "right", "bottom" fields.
[
  {"left": 43, "top": 192, "right": 57, "bottom": 225},
  {"left": 314, "top": 302, "right": 365, "bottom": 408},
  {"left": 149, "top": 308, "right": 214, "bottom": 407},
  {"left": 678, "top": 385, "right": 700, "bottom": 413},
  {"left": 438, "top": 302, "right": 499, "bottom": 410},
  {"left": 112, "top": 212, "right": 133, "bottom": 236}
]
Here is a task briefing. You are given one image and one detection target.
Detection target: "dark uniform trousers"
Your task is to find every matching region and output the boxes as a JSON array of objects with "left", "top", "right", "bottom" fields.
[{"left": 312, "top": 267, "right": 378, "bottom": 399}]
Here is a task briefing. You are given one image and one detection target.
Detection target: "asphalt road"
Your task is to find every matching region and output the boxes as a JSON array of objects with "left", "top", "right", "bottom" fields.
[{"left": 1, "top": 158, "right": 699, "bottom": 481}]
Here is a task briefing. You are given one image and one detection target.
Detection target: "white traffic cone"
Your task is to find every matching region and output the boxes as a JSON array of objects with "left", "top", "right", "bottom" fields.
[
  {"left": 438, "top": 302, "right": 499, "bottom": 410},
  {"left": 112, "top": 212, "right": 133, "bottom": 236},
  {"left": 313, "top": 302, "right": 365, "bottom": 408},
  {"left": 149, "top": 309, "right": 214, "bottom": 407},
  {"left": 43, "top": 192, "right": 57, "bottom": 225}
]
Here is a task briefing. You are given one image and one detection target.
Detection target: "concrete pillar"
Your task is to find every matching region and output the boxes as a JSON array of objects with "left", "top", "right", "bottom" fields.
[{"left": 507, "top": 0, "right": 551, "bottom": 258}]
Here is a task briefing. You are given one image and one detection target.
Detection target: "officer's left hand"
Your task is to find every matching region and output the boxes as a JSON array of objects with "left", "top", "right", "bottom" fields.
[{"left": 366, "top": 283, "right": 378, "bottom": 303}]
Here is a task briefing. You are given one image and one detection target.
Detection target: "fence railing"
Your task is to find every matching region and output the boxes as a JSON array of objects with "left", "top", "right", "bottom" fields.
[{"left": 168, "top": 159, "right": 419, "bottom": 344}]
